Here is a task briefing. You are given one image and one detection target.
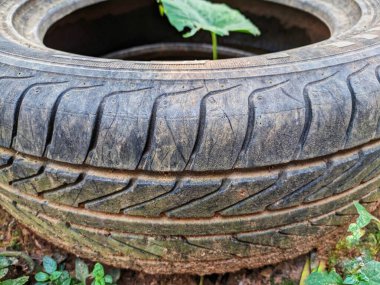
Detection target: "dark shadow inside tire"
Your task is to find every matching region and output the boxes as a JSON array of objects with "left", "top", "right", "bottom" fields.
[{"left": 43, "top": 0, "right": 331, "bottom": 60}]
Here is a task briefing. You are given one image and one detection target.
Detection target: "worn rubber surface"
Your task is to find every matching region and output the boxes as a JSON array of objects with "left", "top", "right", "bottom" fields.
[{"left": 0, "top": 0, "right": 379, "bottom": 274}]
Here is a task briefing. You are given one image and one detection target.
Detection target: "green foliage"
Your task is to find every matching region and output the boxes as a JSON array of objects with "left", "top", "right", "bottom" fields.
[
  {"left": 91, "top": 263, "right": 113, "bottom": 285},
  {"left": 346, "top": 203, "right": 380, "bottom": 248},
  {"left": 0, "top": 256, "right": 28, "bottom": 285},
  {"left": 157, "top": 0, "right": 260, "bottom": 59},
  {"left": 0, "top": 277, "right": 29, "bottom": 285},
  {"left": 34, "top": 256, "right": 72, "bottom": 285},
  {"left": 341, "top": 258, "right": 380, "bottom": 285},
  {"left": 158, "top": 0, "right": 260, "bottom": 38},
  {"left": 0, "top": 257, "right": 16, "bottom": 280},
  {"left": 305, "top": 271, "right": 343, "bottom": 285},
  {"left": 35, "top": 257, "right": 117, "bottom": 285},
  {"left": 305, "top": 203, "right": 380, "bottom": 285},
  {"left": 75, "top": 259, "right": 89, "bottom": 285}
]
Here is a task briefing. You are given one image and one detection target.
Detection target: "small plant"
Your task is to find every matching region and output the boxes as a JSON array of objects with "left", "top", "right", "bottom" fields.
[
  {"left": 304, "top": 202, "right": 380, "bottom": 285},
  {"left": 90, "top": 263, "right": 114, "bottom": 285},
  {"left": 35, "top": 257, "right": 117, "bottom": 285},
  {"left": 157, "top": 0, "right": 260, "bottom": 60},
  {"left": 0, "top": 256, "right": 28, "bottom": 285},
  {"left": 34, "top": 256, "right": 72, "bottom": 285}
]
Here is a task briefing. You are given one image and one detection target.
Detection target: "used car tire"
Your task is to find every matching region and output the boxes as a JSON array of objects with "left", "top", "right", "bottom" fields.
[{"left": 0, "top": 0, "right": 379, "bottom": 274}]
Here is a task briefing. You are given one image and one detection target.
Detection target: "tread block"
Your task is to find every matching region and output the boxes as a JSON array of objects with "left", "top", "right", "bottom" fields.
[
  {"left": 188, "top": 83, "right": 250, "bottom": 171},
  {"left": 299, "top": 73, "right": 352, "bottom": 159},
  {"left": 270, "top": 151, "right": 358, "bottom": 209},
  {"left": 0, "top": 153, "right": 12, "bottom": 166},
  {"left": 0, "top": 157, "right": 40, "bottom": 184},
  {"left": 220, "top": 162, "right": 325, "bottom": 216},
  {"left": 138, "top": 84, "right": 207, "bottom": 171},
  {"left": 111, "top": 233, "right": 228, "bottom": 261},
  {"left": 14, "top": 166, "right": 80, "bottom": 195},
  {"left": 236, "top": 82, "right": 305, "bottom": 168},
  {"left": 166, "top": 173, "right": 278, "bottom": 218},
  {"left": 0, "top": 76, "right": 42, "bottom": 148},
  {"left": 46, "top": 85, "right": 109, "bottom": 164},
  {"left": 13, "top": 81, "right": 85, "bottom": 156},
  {"left": 86, "top": 83, "right": 158, "bottom": 170},
  {"left": 124, "top": 178, "right": 222, "bottom": 217},
  {"left": 311, "top": 213, "right": 353, "bottom": 226},
  {"left": 280, "top": 223, "right": 330, "bottom": 236},
  {"left": 237, "top": 230, "right": 302, "bottom": 249},
  {"left": 346, "top": 64, "right": 380, "bottom": 147},
  {"left": 72, "top": 228, "right": 163, "bottom": 259},
  {"left": 187, "top": 235, "right": 275, "bottom": 258},
  {"left": 361, "top": 189, "right": 380, "bottom": 202},
  {"left": 43, "top": 175, "right": 129, "bottom": 206},
  {"left": 306, "top": 142, "right": 380, "bottom": 201},
  {"left": 11, "top": 157, "right": 41, "bottom": 180},
  {"left": 85, "top": 179, "right": 176, "bottom": 213}
]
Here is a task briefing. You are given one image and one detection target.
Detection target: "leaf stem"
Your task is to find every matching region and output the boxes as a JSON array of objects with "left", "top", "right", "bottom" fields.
[
  {"left": 199, "top": 275, "right": 204, "bottom": 285},
  {"left": 211, "top": 32, "right": 218, "bottom": 60}
]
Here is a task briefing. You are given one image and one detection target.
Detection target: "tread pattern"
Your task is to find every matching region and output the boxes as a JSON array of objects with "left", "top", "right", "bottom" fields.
[
  {"left": 0, "top": 181, "right": 378, "bottom": 270},
  {"left": 0, "top": 138, "right": 379, "bottom": 218},
  {"left": 0, "top": 61, "right": 376, "bottom": 172}
]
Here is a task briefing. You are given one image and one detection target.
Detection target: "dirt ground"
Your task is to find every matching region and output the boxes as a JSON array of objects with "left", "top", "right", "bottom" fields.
[{"left": 0, "top": 207, "right": 308, "bottom": 285}]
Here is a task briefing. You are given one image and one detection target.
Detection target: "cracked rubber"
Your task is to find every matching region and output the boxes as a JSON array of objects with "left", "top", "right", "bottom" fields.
[{"left": 0, "top": 0, "right": 379, "bottom": 275}]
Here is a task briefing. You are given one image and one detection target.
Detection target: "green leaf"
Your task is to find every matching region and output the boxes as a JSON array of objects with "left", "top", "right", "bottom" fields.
[
  {"left": 35, "top": 272, "right": 50, "bottom": 282},
  {"left": 92, "top": 263, "right": 104, "bottom": 279},
  {"left": 343, "top": 275, "right": 358, "bottom": 284},
  {"left": 159, "top": 0, "right": 260, "bottom": 38},
  {"left": 0, "top": 268, "right": 8, "bottom": 280},
  {"left": 346, "top": 224, "right": 366, "bottom": 247},
  {"left": 0, "top": 257, "right": 17, "bottom": 271},
  {"left": 354, "top": 203, "right": 379, "bottom": 228},
  {"left": 360, "top": 260, "right": 380, "bottom": 285},
  {"left": 0, "top": 276, "right": 29, "bottom": 285},
  {"left": 43, "top": 256, "right": 57, "bottom": 274},
  {"left": 305, "top": 271, "right": 344, "bottom": 285},
  {"left": 104, "top": 275, "right": 112, "bottom": 284},
  {"left": 62, "top": 278, "right": 72, "bottom": 285},
  {"left": 94, "top": 279, "right": 105, "bottom": 285},
  {"left": 75, "top": 259, "right": 89, "bottom": 284},
  {"left": 50, "top": 271, "right": 62, "bottom": 281},
  {"left": 346, "top": 203, "right": 380, "bottom": 247},
  {"left": 59, "top": 272, "right": 72, "bottom": 285}
]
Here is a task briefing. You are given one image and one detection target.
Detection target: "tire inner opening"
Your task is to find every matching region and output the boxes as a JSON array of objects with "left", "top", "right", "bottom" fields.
[{"left": 43, "top": 0, "right": 331, "bottom": 61}]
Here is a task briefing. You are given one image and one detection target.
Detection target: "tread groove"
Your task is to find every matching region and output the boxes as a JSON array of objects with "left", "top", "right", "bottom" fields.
[
  {"left": 42, "top": 84, "right": 103, "bottom": 156},
  {"left": 79, "top": 179, "right": 135, "bottom": 209},
  {"left": 164, "top": 179, "right": 230, "bottom": 216},
  {"left": 216, "top": 176, "right": 281, "bottom": 215},
  {"left": 9, "top": 165, "right": 45, "bottom": 185},
  {"left": 84, "top": 87, "right": 154, "bottom": 162},
  {"left": 296, "top": 72, "right": 339, "bottom": 158},
  {"left": 11, "top": 81, "right": 68, "bottom": 148},
  {"left": 110, "top": 236, "right": 163, "bottom": 258},
  {"left": 233, "top": 80, "right": 289, "bottom": 168},
  {"left": 185, "top": 84, "right": 242, "bottom": 170},
  {"left": 345, "top": 64, "right": 371, "bottom": 147},
  {"left": 137, "top": 86, "right": 204, "bottom": 170},
  {"left": 121, "top": 180, "right": 181, "bottom": 213},
  {"left": 39, "top": 173, "right": 85, "bottom": 196}
]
